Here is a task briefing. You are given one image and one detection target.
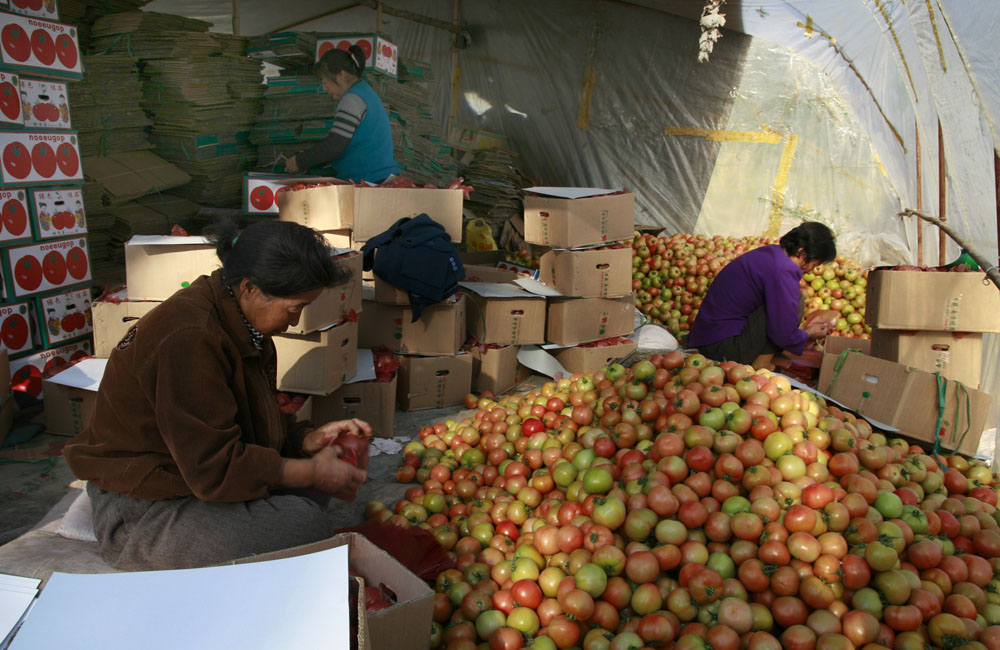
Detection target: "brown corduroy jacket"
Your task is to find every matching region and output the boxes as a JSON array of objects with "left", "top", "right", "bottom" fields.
[{"left": 64, "top": 270, "right": 312, "bottom": 502}]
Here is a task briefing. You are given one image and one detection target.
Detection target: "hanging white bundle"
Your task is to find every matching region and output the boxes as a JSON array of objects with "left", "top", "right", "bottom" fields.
[{"left": 698, "top": 0, "right": 727, "bottom": 62}]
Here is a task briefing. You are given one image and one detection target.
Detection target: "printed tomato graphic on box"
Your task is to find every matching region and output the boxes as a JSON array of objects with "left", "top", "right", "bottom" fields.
[
  {"left": 0, "top": 300, "right": 34, "bottom": 355},
  {"left": 0, "top": 14, "right": 81, "bottom": 78},
  {"left": 9, "top": 338, "right": 92, "bottom": 398},
  {"left": 19, "top": 77, "right": 69, "bottom": 129},
  {"left": 0, "top": 131, "right": 83, "bottom": 186},
  {"left": 315, "top": 34, "right": 397, "bottom": 78},
  {"left": 0, "top": 188, "right": 30, "bottom": 243},
  {"left": 38, "top": 286, "right": 92, "bottom": 345},
  {"left": 244, "top": 177, "right": 284, "bottom": 215},
  {"left": 0, "top": 71, "right": 21, "bottom": 127},
  {"left": 7, "top": 0, "right": 60, "bottom": 21},
  {"left": 5, "top": 236, "right": 89, "bottom": 297},
  {"left": 30, "top": 187, "right": 84, "bottom": 238}
]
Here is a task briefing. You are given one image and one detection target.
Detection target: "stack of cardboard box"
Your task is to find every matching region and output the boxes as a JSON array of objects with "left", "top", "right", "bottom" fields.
[
  {"left": 818, "top": 270, "right": 997, "bottom": 456},
  {"left": 522, "top": 188, "right": 638, "bottom": 374}
]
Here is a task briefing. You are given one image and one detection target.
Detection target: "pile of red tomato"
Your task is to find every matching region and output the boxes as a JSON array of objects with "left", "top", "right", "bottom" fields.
[{"left": 366, "top": 352, "right": 1000, "bottom": 650}]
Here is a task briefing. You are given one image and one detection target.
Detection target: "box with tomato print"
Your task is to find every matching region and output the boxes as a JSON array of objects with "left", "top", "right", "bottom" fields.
[
  {"left": 242, "top": 173, "right": 285, "bottom": 216},
  {"left": 0, "top": 187, "right": 31, "bottom": 245},
  {"left": 28, "top": 186, "right": 83, "bottom": 239},
  {"left": 0, "top": 131, "right": 81, "bottom": 186},
  {"left": 0, "top": 299, "right": 34, "bottom": 356},
  {"left": 2, "top": 235, "right": 89, "bottom": 298},
  {"left": 34, "top": 285, "right": 91, "bottom": 346},
  {"left": 0, "top": 69, "right": 22, "bottom": 127},
  {"left": 18, "top": 76, "right": 69, "bottom": 129},
  {"left": 8, "top": 336, "right": 90, "bottom": 399},
  {"left": 4, "top": 0, "right": 60, "bottom": 22},
  {"left": 315, "top": 33, "right": 397, "bottom": 79},
  {"left": 0, "top": 14, "right": 81, "bottom": 80}
]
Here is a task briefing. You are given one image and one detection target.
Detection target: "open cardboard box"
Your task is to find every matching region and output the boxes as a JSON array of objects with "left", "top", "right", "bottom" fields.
[
  {"left": 546, "top": 295, "right": 635, "bottom": 346},
  {"left": 523, "top": 187, "right": 634, "bottom": 248},
  {"left": 124, "top": 236, "right": 220, "bottom": 301},
  {"left": 866, "top": 270, "right": 1000, "bottom": 333},
  {"left": 40, "top": 358, "right": 106, "bottom": 436},
  {"left": 461, "top": 282, "right": 546, "bottom": 346},
  {"left": 470, "top": 344, "right": 531, "bottom": 395},
  {"left": 870, "top": 329, "right": 982, "bottom": 389},
  {"left": 287, "top": 250, "right": 363, "bottom": 335},
  {"left": 550, "top": 338, "right": 638, "bottom": 374},
  {"left": 91, "top": 290, "right": 162, "bottom": 357},
  {"left": 538, "top": 246, "right": 633, "bottom": 298},
  {"left": 353, "top": 186, "right": 463, "bottom": 242},
  {"left": 235, "top": 532, "right": 431, "bottom": 650},
  {"left": 817, "top": 336, "right": 872, "bottom": 394},
  {"left": 274, "top": 320, "right": 358, "bottom": 395},
  {"left": 313, "top": 376, "right": 397, "bottom": 438},
  {"left": 462, "top": 264, "right": 520, "bottom": 284},
  {"left": 358, "top": 295, "right": 466, "bottom": 356},
  {"left": 276, "top": 177, "right": 355, "bottom": 231},
  {"left": 397, "top": 353, "right": 473, "bottom": 411}
]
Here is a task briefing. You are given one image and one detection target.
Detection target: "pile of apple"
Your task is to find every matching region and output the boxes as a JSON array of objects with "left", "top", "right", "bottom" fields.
[
  {"left": 367, "top": 353, "right": 1000, "bottom": 650},
  {"left": 631, "top": 233, "right": 872, "bottom": 344}
]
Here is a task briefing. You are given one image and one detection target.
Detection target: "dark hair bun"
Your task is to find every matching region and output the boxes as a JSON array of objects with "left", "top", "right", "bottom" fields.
[{"left": 348, "top": 44, "right": 365, "bottom": 75}]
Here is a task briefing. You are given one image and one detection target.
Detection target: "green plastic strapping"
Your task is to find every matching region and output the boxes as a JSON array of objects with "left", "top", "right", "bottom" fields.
[{"left": 823, "top": 348, "right": 859, "bottom": 395}]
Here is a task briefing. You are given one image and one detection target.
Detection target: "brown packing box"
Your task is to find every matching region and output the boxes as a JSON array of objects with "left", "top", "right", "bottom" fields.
[
  {"left": 353, "top": 187, "right": 463, "bottom": 242},
  {"left": 823, "top": 351, "right": 991, "bottom": 456},
  {"left": 92, "top": 299, "right": 161, "bottom": 357},
  {"left": 539, "top": 246, "right": 634, "bottom": 297},
  {"left": 374, "top": 279, "right": 409, "bottom": 305},
  {"left": 817, "top": 336, "right": 873, "bottom": 394},
  {"left": 471, "top": 345, "right": 531, "bottom": 395},
  {"left": 463, "top": 264, "right": 520, "bottom": 283},
  {"left": 358, "top": 295, "right": 466, "bottom": 356},
  {"left": 552, "top": 339, "right": 639, "bottom": 374},
  {"left": 397, "top": 354, "right": 474, "bottom": 411},
  {"left": 0, "top": 350, "right": 12, "bottom": 447},
  {"left": 546, "top": 295, "right": 635, "bottom": 346},
  {"left": 866, "top": 270, "right": 1000, "bottom": 333},
  {"left": 124, "top": 237, "right": 221, "bottom": 301},
  {"left": 274, "top": 320, "right": 359, "bottom": 395},
  {"left": 463, "top": 283, "right": 546, "bottom": 346},
  {"left": 82, "top": 151, "right": 191, "bottom": 205},
  {"left": 234, "top": 532, "right": 430, "bottom": 650},
  {"left": 41, "top": 378, "right": 100, "bottom": 436},
  {"left": 871, "top": 329, "right": 982, "bottom": 389},
  {"left": 311, "top": 376, "right": 397, "bottom": 438},
  {"left": 523, "top": 191, "right": 634, "bottom": 248},
  {"left": 277, "top": 178, "right": 355, "bottom": 231},
  {"left": 323, "top": 229, "right": 354, "bottom": 249},
  {"left": 286, "top": 251, "right": 364, "bottom": 335}
]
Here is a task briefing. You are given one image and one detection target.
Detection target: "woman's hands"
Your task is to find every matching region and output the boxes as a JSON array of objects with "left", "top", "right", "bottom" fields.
[
  {"left": 284, "top": 154, "right": 300, "bottom": 174},
  {"left": 302, "top": 418, "right": 373, "bottom": 455},
  {"left": 310, "top": 447, "right": 367, "bottom": 501},
  {"left": 803, "top": 318, "right": 834, "bottom": 340}
]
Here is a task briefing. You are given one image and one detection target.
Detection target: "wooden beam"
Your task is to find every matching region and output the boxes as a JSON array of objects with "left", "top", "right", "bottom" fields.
[
  {"left": 901, "top": 209, "right": 1000, "bottom": 291},
  {"left": 938, "top": 120, "right": 947, "bottom": 265},
  {"left": 232, "top": 0, "right": 240, "bottom": 36},
  {"left": 915, "top": 123, "right": 923, "bottom": 265},
  {"left": 272, "top": 4, "right": 363, "bottom": 34},
  {"left": 358, "top": 0, "right": 470, "bottom": 42}
]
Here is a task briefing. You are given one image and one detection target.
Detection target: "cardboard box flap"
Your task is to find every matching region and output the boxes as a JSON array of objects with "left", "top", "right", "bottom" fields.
[
  {"left": 459, "top": 282, "right": 544, "bottom": 299},
  {"left": 127, "top": 235, "right": 212, "bottom": 247},
  {"left": 514, "top": 278, "right": 564, "bottom": 297},
  {"left": 525, "top": 187, "right": 625, "bottom": 199},
  {"left": 43, "top": 358, "right": 107, "bottom": 391},
  {"left": 83, "top": 151, "right": 191, "bottom": 205},
  {"left": 346, "top": 349, "right": 377, "bottom": 384}
]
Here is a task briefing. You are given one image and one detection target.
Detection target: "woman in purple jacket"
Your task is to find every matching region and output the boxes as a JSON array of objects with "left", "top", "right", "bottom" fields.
[{"left": 687, "top": 222, "right": 837, "bottom": 368}]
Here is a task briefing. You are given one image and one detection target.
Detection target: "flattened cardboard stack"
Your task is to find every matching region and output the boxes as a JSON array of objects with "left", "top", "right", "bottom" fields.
[
  {"left": 250, "top": 75, "right": 338, "bottom": 168},
  {"left": 246, "top": 32, "right": 318, "bottom": 70},
  {"left": 58, "top": 0, "right": 154, "bottom": 49},
  {"left": 66, "top": 55, "right": 152, "bottom": 157},
  {"left": 461, "top": 148, "right": 531, "bottom": 231}
]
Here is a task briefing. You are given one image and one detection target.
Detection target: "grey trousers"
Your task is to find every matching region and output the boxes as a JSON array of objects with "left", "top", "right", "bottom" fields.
[
  {"left": 696, "top": 297, "right": 805, "bottom": 365},
  {"left": 87, "top": 482, "right": 338, "bottom": 571}
]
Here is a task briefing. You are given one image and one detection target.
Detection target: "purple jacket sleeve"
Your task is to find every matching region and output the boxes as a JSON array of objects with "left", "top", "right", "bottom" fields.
[{"left": 762, "top": 266, "right": 809, "bottom": 355}]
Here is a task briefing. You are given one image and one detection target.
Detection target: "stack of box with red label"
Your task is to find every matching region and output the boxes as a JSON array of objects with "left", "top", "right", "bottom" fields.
[
  {"left": 522, "top": 188, "right": 639, "bottom": 374},
  {"left": 1, "top": 3, "right": 92, "bottom": 399}
]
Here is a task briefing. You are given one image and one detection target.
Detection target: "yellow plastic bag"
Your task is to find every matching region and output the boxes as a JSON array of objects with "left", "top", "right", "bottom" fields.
[{"left": 465, "top": 218, "right": 498, "bottom": 251}]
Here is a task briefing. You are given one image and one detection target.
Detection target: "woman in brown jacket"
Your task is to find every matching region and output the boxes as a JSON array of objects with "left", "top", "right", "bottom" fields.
[{"left": 65, "top": 220, "right": 368, "bottom": 570}]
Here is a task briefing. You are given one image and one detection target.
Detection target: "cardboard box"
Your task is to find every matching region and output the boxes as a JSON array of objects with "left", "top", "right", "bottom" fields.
[
  {"left": 91, "top": 291, "right": 160, "bottom": 357},
  {"left": 546, "top": 295, "right": 635, "bottom": 346},
  {"left": 323, "top": 229, "right": 353, "bottom": 250},
  {"left": 0, "top": 349, "right": 13, "bottom": 447},
  {"left": 81, "top": 151, "right": 190, "bottom": 205},
  {"left": 0, "top": 187, "right": 32, "bottom": 244},
  {"left": 0, "top": 299, "right": 34, "bottom": 356},
  {"left": 242, "top": 173, "right": 285, "bottom": 215},
  {"left": 353, "top": 187, "right": 463, "bottom": 242},
  {"left": 523, "top": 189, "right": 634, "bottom": 248},
  {"left": 29, "top": 186, "right": 84, "bottom": 239},
  {"left": 8, "top": 337, "right": 91, "bottom": 399},
  {"left": 822, "top": 351, "right": 991, "bottom": 456},
  {"left": 358, "top": 294, "right": 466, "bottom": 356},
  {"left": 0, "top": 131, "right": 82, "bottom": 186},
  {"left": 236, "top": 532, "right": 432, "bottom": 650},
  {"left": 539, "top": 246, "right": 633, "bottom": 298},
  {"left": 871, "top": 329, "right": 982, "bottom": 389},
  {"left": 316, "top": 34, "right": 399, "bottom": 78},
  {"left": 312, "top": 376, "right": 397, "bottom": 438},
  {"left": 817, "top": 336, "right": 873, "bottom": 393},
  {"left": 124, "top": 235, "right": 220, "bottom": 301},
  {"left": 866, "top": 270, "right": 1000, "bottom": 333},
  {"left": 35, "top": 286, "right": 91, "bottom": 347},
  {"left": 461, "top": 282, "right": 546, "bottom": 345},
  {"left": 0, "top": 70, "right": 23, "bottom": 128},
  {"left": 3, "top": 236, "right": 90, "bottom": 298},
  {"left": 0, "top": 14, "right": 81, "bottom": 80},
  {"left": 286, "top": 250, "right": 363, "bottom": 334},
  {"left": 41, "top": 358, "right": 105, "bottom": 436},
  {"left": 274, "top": 319, "right": 358, "bottom": 395},
  {"left": 551, "top": 338, "right": 639, "bottom": 374},
  {"left": 471, "top": 344, "right": 530, "bottom": 395},
  {"left": 397, "top": 353, "right": 473, "bottom": 411},
  {"left": 276, "top": 178, "right": 355, "bottom": 231},
  {"left": 374, "top": 278, "right": 408, "bottom": 305},
  {"left": 19, "top": 76, "right": 70, "bottom": 129},
  {"left": 462, "top": 264, "right": 519, "bottom": 284},
  {"left": 4, "top": 0, "right": 60, "bottom": 20}
]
